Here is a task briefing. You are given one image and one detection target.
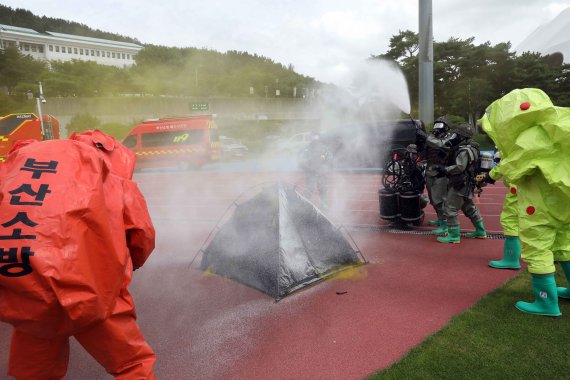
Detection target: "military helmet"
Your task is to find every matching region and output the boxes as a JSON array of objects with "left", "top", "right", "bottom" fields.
[{"left": 454, "top": 124, "right": 474, "bottom": 138}]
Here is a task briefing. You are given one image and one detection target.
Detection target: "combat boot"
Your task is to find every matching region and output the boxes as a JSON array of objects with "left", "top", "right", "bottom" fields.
[
  {"left": 437, "top": 226, "right": 460, "bottom": 243},
  {"left": 556, "top": 261, "right": 570, "bottom": 299},
  {"left": 432, "top": 220, "right": 448, "bottom": 235},
  {"left": 489, "top": 236, "right": 521, "bottom": 269},
  {"left": 515, "top": 274, "right": 561, "bottom": 317},
  {"left": 465, "top": 220, "right": 487, "bottom": 239},
  {"left": 428, "top": 219, "right": 441, "bottom": 226}
]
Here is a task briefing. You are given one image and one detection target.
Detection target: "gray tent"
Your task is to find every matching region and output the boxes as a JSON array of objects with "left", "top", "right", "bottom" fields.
[{"left": 199, "top": 182, "right": 365, "bottom": 300}]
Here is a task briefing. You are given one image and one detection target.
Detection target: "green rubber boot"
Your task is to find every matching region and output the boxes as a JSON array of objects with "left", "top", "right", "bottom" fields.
[
  {"left": 428, "top": 219, "right": 441, "bottom": 226},
  {"left": 432, "top": 220, "right": 448, "bottom": 235},
  {"left": 437, "top": 226, "right": 460, "bottom": 244},
  {"left": 515, "top": 274, "right": 561, "bottom": 317},
  {"left": 465, "top": 220, "right": 487, "bottom": 239},
  {"left": 489, "top": 236, "right": 521, "bottom": 269},
  {"left": 556, "top": 261, "right": 570, "bottom": 299}
]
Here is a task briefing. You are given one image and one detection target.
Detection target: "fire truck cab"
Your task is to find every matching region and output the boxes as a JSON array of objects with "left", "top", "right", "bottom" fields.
[
  {"left": 121, "top": 115, "right": 221, "bottom": 170},
  {"left": 0, "top": 113, "right": 60, "bottom": 162}
]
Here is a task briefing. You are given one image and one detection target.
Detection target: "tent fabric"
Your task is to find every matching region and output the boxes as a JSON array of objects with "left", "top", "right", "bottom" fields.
[{"left": 200, "top": 183, "right": 365, "bottom": 299}]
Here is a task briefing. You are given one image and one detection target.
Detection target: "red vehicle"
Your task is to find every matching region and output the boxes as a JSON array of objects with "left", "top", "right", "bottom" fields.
[
  {"left": 0, "top": 113, "right": 60, "bottom": 162},
  {"left": 121, "top": 115, "right": 221, "bottom": 170}
]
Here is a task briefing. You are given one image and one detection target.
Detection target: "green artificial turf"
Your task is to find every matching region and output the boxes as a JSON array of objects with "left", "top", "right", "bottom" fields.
[{"left": 370, "top": 264, "right": 570, "bottom": 380}]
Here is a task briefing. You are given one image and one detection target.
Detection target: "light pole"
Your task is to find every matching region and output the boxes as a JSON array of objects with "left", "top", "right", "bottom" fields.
[
  {"left": 35, "top": 82, "right": 47, "bottom": 139},
  {"left": 418, "top": 0, "right": 434, "bottom": 125}
]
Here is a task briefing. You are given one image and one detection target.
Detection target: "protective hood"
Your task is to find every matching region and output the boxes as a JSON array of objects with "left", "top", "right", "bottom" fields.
[
  {"left": 480, "top": 88, "right": 570, "bottom": 195},
  {"left": 69, "top": 130, "right": 136, "bottom": 179}
]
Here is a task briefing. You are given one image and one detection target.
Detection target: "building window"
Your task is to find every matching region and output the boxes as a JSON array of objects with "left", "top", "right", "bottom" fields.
[
  {"left": 91, "top": 50, "right": 94, "bottom": 56},
  {"left": 112, "top": 52, "right": 115, "bottom": 58},
  {"left": 80, "top": 48, "right": 84, "bottom": 55},
  {"left": 31, "top": 45, "right": 37, "bottom": 52},
  {"left": 127, "top": 54, "right": 130, "bottom": 60},
  {"left": 68, "top": 47, "right": 72, "bottom": 53},
  {"left": 96, "top": 51, "right": 100, "bottom": 57},
  {"left": 121, "top": 53, "right": 125, "bottom": 59},
  {"left": 49, "top": 45, "right": 53, "bottom": 51},
  {"left": 74, "top": 48, "right": 78, "bottom": 54},
  {"left": 39, "top": 46, "right": 44, "bottom": 53},
  {"left": 55, "top": 46, "right": 60, "bottom": 52},
  {"left": 107, "top": 51, "right": 110, "bottom": 57}
]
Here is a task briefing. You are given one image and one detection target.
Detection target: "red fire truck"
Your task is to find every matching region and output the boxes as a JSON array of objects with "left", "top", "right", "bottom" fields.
[
  {"left": 0, "top": 113, "right": 60, "bottom": 162},
  {"left": 121, "top": 115, "right": 221, "bottom": 170}
]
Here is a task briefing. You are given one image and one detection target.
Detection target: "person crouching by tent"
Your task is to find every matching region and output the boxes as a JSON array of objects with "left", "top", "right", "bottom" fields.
[
  {"left": 481, "top": 88, "right": 570, "bottom": 317},
  {"left": 299, "top": 131, "right": 332, "bottom": 210},
  {"left": 0, "top": 130, "right": 157, "bottom": 378},
  {"left": 433, "top": 124, "right": 487, "bottom": 243},
  {"left": 478, "top": 151, "right": 521, "bottom": 270}
]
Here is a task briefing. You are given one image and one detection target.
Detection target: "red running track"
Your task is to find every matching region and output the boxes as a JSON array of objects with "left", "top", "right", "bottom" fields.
[{"left": 0, "top": 171, "right": 517, "bottom": 379}]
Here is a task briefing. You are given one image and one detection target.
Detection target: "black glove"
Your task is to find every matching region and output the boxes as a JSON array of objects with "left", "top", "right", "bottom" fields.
[
  {"left": 444, "top": 133, "right": 461, "bottom": 147},
  {"left": 434, "top": 165, "right": 447, "bottom": 178},
  {"left": 483, "top": 172, "right": 496, "bottom": 184}
]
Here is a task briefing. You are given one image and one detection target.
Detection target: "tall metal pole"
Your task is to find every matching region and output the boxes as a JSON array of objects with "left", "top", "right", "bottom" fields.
[
  {"left": 36, "top": 82, "right": 47, "bottom": 139},
  {"left": 418, "top": 0, "right": 434, "bottom": 125}
]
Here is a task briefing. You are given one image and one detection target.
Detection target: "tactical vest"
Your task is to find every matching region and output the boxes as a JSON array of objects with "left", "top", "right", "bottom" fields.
[
  {"left": 448, "top": 145, "right": 479, "bottom": 190},
  {"left": 426, "top": 144, "right": 448, "bottom": 166}
]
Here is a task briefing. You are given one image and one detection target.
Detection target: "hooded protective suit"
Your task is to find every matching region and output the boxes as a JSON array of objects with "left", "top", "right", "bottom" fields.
[
  {"left": 425, "top": 117, "right": 453, "bottom": 230},
  {"left": 481, "top": 88, "right": 570, "bottom": 316},
  {"left": 481, "top": 89, "right": 570, "bottom": 273},
  {"left": 0, "top": 130, "right": 156, "bottom": 378}
]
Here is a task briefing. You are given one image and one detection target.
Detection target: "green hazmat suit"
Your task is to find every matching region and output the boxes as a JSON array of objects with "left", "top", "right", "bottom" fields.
[
  {"left": 489, "top": 163, "right": 519, "bottom": 237},
  {"left": 481, "top": 88, "right": 570, "bottom": 317},
  {"left": 481, "top": 88, "right": 570, "bottom": 274}
]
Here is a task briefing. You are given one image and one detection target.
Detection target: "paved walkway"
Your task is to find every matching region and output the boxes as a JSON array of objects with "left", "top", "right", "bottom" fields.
[{"left": 0, "top": 171, "right": 516, "bottom": 379}]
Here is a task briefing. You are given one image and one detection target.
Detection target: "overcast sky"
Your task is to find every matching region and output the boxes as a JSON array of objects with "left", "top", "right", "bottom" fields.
[{"left": 3, "top": 1, "right": 570, "bottom": 85}]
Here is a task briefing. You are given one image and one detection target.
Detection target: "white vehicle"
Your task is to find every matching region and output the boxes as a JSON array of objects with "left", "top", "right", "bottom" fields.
[
  {"left": 220, "top": 136, "right": 248, "bottom": 158},
  {"left": 276, "top": 132, "right": 312, "bottom": 154}
]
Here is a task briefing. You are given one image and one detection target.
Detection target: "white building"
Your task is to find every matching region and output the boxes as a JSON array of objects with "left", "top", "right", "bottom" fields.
[{"left": 0, "top": 24, "right": 142, "bottom": 67}]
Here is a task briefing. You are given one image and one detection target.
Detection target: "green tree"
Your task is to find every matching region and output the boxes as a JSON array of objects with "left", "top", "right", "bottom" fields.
[
  {"left": 0, "top": 46, "right": 47, "bottom": 94},
  {"left": 374, "top": 30, "right": 567, "bottom": 124}
]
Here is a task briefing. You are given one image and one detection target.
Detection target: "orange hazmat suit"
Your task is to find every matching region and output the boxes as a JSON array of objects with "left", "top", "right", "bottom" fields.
[{"left": 0, "top": 131, "right": 156, "bottom": 379}]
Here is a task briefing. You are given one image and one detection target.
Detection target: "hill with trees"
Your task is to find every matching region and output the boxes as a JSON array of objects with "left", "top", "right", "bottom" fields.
[
  {"left": 0, "top": 4, "right": 319, "bottom": 115},
  {"left": 2, "top": 4, "right": 570, "bottom": 127},
  {"left": 0, "top": 4, "right": 138, "bottom": 43}
]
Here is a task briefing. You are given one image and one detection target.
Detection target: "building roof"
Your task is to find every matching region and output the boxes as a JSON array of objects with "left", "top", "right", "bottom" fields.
[
  {"left": 45, "top": 31, "right": 142, "bottom": 49},
  {"left": 0, "top": 23, "right": 142, "bottom": 50},
  {"left": 0, "top": 24, "right": 41, "bottom": 35}
]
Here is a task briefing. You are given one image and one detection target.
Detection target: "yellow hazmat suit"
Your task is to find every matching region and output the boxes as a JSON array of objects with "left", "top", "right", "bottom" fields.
[{"left": 481, "top": 88, "right": 570, "bottom": 316}]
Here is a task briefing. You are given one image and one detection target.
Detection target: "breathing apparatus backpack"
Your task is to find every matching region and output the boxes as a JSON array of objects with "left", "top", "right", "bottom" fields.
[{"left": 448, "top": 144, "right": 480, "bottom": 191}]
